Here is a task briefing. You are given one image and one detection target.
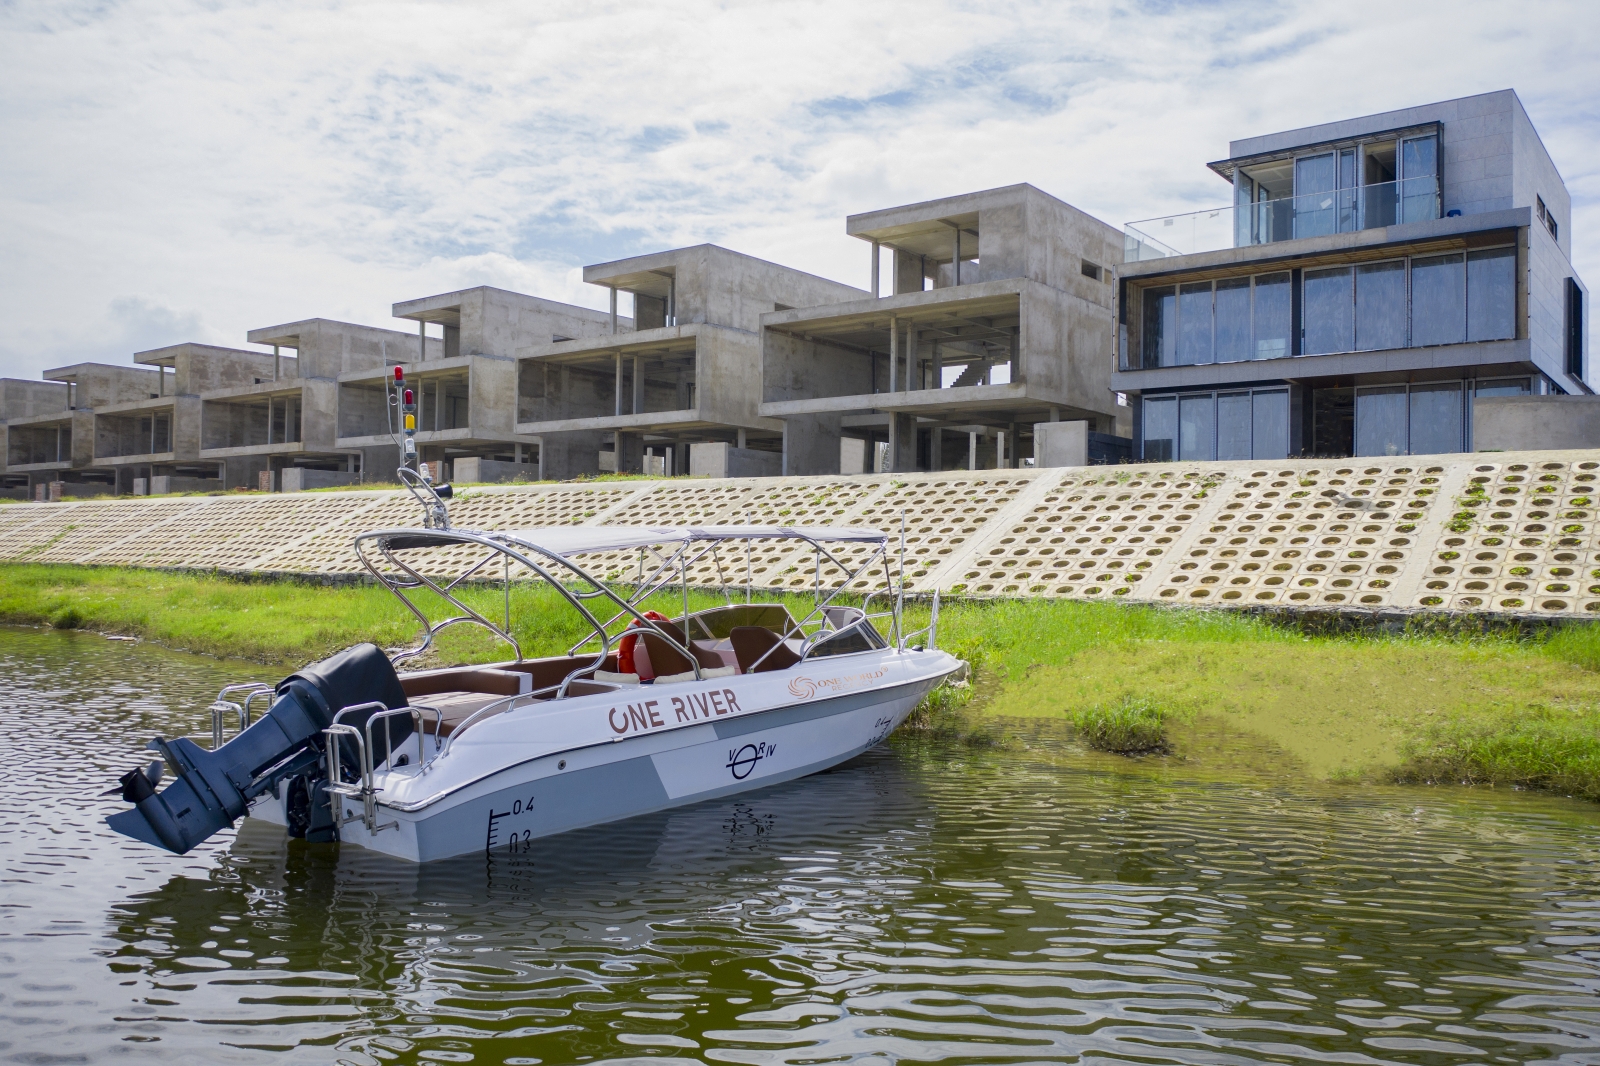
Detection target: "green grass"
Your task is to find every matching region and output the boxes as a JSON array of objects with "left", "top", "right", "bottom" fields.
[
  {"left": 1070, "top": 696, "right": 1171, "bottom": 754},
  {"left": 5, "top": 563, "right": 1600, "bottom": 802}
]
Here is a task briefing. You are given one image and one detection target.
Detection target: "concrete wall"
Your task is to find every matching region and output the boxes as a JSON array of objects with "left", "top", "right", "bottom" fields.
[
  {"left": 585, "top": 245, "right": 866, "bottom": 334},
  {"left": 689, "top": 442, "right": 782, "bottom": 479},
  {"left": 761, "top": 330, "right": 874, "bottom": 405},
  {"left": 778, "top": 415, "right": 843, "bottom": 476},
  {"left": 1018, "top": 282, "right": 1116, "bottom": 418},
  {"left": 453, "top": 456, "right": 537, "bottom": 484},
  {"left": 393, "top": 288, "right": 617, "bottom": 361},
  {"left": 248, "top": 319, "right": 434, "bottom": 379},
  {"left": 282, "top": 467, "right": 361, "bottom": 492},
  {"left": 0, "top": 379, "right": 68, "bottom": 419},
  {"left": 44, "top": 363, "right": 163, "bottom": 408},
  {"left": 696, "top": 328, "right": 768, "bottom": 426},
  {"left": 1034, "top": 420, "right": 1089, "bottom": 467},
  {"left": 537, "top": 431, "right": 605, "bottom": 480},
  {"left": 1475, "top": 396, "right": 1600, "bottom": 451}
]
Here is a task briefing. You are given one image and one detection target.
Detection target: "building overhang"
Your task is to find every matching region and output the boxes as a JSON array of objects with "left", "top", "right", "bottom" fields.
[
  {"left": 759, "top": 382, "right": 1092, "bottom": 422},
  {"left": 198, "top": 442, "right": 326, "bottom": 459},
  {"left": 94, "top": 398, "right": 181, "bottom": 416},
  {"left": 516, "top": 409, "right": 782, "bottom": 436},
  {"left": 4, "top": 412, "right": 76, "bottom": 429},
  {"left": 1205, "top": 121, "right": 1442, "bottom": 184},
  {"left": 336, "top": 429, "right": 538, "bottom": 450},
  {"left": 94, "top": 451, "right": 178, "bottom": 466},
  {"left": 1112, "top": 338, "right": 1534, "bottom": 393},
  {"left": 762, "top": 278, "right": 1026, "bottom": 334},
  {"left": 201, "top": 381, "right": 310, "bottom": 402},
  {"left": 1121, "top": 209, "right": 1531, "bottom": 281},
  {"left": 339, "top": 357, "right": 476, "bottom": 384},
  {"left": 517, "top": 323, "right": 709, "bottom": 364}
]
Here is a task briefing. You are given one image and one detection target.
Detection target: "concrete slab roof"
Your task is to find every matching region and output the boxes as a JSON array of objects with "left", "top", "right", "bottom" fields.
[
  {"left": 133, "top": 342, "right": 273, "bottom": 369},
  {"left": 581, "top": 243, "right": 855, "bottom": 299},
  {"left": 42, "top": 362, "right": 161, "bottom": 383},
  {"left": 391, "top": 286, "right": 608, "bottom": 327},
  {"left": 846, "top": 184, "right": 1079, "bottom": 259},
  {"left": 1224, "top": 89, "right": 1517, "bottom": 163},
  {"left": 246, "top": 317, "right": 409, "bottom": 349}
]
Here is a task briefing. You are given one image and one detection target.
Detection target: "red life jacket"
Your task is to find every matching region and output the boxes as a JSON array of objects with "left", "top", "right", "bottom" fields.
[{"left": 618, "top": 611, "right": 671, "bottom": 678}]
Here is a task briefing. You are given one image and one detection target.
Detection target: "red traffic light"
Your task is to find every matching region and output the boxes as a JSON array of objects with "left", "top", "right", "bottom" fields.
[
  {"left": 403, "top": 389, "right": 414, "bottom": 405},
  {"left": 393, "top": 365, "right": 405, "bottom": 381}
]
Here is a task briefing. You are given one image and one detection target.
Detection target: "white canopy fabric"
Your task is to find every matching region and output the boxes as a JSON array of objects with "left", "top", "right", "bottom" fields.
[{"left": 485, "top": 525, "right": 887, "bottom": 559}]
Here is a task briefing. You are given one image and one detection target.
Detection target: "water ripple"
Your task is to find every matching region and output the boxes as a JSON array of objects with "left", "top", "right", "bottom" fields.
[{"left": 2, "top": 625, "right": 1599, "bottom": 1064}]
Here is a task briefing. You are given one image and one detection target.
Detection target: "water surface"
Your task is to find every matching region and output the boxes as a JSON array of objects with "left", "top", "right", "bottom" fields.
[{"left": 2, "top": 626, "right": 1598, "bottom": 1065}]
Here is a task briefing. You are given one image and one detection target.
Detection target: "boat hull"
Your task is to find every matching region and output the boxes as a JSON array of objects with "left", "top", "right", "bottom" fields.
[{"left": 250, "top": 665, "right": 947, "bottom": 864}]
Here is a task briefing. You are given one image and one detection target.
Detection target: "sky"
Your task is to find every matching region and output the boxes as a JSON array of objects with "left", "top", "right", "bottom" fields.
[{"left": 1, "top": 0, "right": 1597, "bottom": 380}]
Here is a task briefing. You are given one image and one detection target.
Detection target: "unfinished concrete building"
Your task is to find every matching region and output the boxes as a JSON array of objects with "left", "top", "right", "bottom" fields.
[
  {"left": 210, "top": 318, "right": 436, "bottom": 490},
  {"left": 352, "top": 286, "right": 622, "bottom": 482},
  {"left": 515, "top": 245, "right": 866, "bottom": 479},
  {"left": 3, "top": 363, "right": 166, "bottom": 496},
  {"left": 89, "top": 343, "right": 287, "bottom": 492},
  {"left": 0, "top": 378, "right": 70, "bottom": 496},
  {"left": 760, "top": 185, "right": 1130, "bottom": 475}
]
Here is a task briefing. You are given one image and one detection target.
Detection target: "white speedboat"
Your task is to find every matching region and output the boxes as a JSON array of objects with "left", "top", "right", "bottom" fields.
[{"left": 106, "top": 473, "right": 961, "bottom": 863}]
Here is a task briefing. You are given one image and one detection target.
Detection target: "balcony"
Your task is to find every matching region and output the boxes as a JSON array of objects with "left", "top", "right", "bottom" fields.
[{"left": 1124, "top": 177, "right": 1441, "bottom": 261}]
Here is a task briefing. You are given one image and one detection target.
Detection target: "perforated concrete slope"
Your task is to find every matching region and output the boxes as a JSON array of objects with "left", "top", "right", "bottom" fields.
[{"left": 4, "top": 448, "right": 1600, "bottom": 617}]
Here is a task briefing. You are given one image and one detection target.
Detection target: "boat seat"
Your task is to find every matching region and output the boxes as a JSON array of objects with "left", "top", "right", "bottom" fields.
[
  {"left": 639, "top": 631, "right": 728, "bottom": 679},
  {"left": 400, "top": 666, "right": 530, "bottom": 700},
  {"left": 408, "top": 690, "right": 524, "bottom": 737},
  {"left": 730, "top": 626, "right": 803, "bottom": 673},
  {"left": 683, "top": 604, "right": 799, "bottom": 640}
]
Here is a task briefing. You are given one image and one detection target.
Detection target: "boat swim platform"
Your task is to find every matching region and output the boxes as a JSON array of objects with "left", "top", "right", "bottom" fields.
[{"left": 3, "top": 449, "right": 1600, "bottom": 620}]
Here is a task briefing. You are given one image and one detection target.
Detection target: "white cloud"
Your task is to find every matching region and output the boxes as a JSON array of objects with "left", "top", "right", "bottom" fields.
[{"left": 1, "top": 0, "right": 1596, "bottom": 380}]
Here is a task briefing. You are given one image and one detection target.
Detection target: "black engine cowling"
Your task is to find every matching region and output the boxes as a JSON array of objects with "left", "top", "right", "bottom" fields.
[{"left": 106, "top": 643, "right": 409, "bottom": 854}]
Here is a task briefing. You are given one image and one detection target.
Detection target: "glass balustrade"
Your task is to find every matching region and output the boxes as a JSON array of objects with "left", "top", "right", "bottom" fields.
[{"left": 1124, "top": 177, "right": 1441, "bottom": 261}]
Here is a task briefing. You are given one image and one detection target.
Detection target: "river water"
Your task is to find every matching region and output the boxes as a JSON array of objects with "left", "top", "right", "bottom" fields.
[{"left": 2, "top": 626, "right": 1599, "bottom": 1065}]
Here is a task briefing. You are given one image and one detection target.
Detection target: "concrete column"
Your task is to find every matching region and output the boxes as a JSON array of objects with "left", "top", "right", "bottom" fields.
[
  {"left": 613, "top": 431, "right": 642, "bottom": 474},
  {"left": 905, "top": 329, "right": 918, "bottom": 392},
  {"left": 997, "top": 429, "right": 1007, "bottom": 469},
  {"left": 609, "top": 287, "right": 618, "bottom": 335},
  {"left": 888, "top": 317, "right": 898, "bottom": 392},
  {"left": 889, "top": 412, "right": 916, "bottom": 472},
  {"left": 632, "top": 355, "right": 644, "bottom": 414},
  {"left": 614, "top": 352, "right": 623, "bottom": 416},
  {"left": 1050, "top": 406, "right": 1061, "bottom": 422},
  {"left": 932, "top": 342, "right": 943, "bottom": 390},
  {"left": 273, "top": 344, "right": 280, "bottom": 381},
  {"left": 870, "top": 240, "right": 880, "bottom": 297},
  {"left": 434, "top": 380, "right": 442, "bottom": 432},
  {"left": 266, "top": 396, "right": 274, "bottom": 446},
  {"left": 668, "top": 276, "right": 676, "bottom": 326},
  {"left": 1008, "top": 421, "right": 1019, "bottom": 467},
  {"left": 418, "top": 319, "right": 426, "bottom": 362},
  {"left": 931, "top": 425, "right": 943, "bottom": 471},
  {"left": 952, "top": 225, "right": 961, "bottom": 286},
  {"left": 736, "top": 428, "right": 747, "bottom": 449},
  {"left": 968, "top": 431, "right": 978, "bottom": 470}
]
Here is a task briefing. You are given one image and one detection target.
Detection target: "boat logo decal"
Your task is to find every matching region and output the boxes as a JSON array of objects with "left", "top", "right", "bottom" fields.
[
  {"left": 727, "top": 741, "right": 775, "bottom": 780},
  {"left": 607, "top": 688, "right": 744, "bottom": 736},
  {"left": 787, "top": 667, "right": 887, "bottom": 700}
]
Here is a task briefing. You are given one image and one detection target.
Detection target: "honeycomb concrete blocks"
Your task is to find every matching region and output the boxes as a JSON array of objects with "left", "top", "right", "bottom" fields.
[{"left": 3, "top": 449, "right": 1600, "bottom": 620}]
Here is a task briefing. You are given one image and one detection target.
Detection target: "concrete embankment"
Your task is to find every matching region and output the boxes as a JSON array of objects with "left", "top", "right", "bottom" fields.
[{"left": 4, "top": 449, "right": 1600, "bottom": 621}]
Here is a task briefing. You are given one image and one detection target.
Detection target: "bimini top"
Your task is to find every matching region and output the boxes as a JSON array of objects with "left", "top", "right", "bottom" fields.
[{"left": 367, "top": 525, "right": 887, "bottom": 558}]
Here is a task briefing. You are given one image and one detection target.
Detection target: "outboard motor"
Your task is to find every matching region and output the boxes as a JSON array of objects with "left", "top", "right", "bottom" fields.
[{"left": 106, "top": 643, "right": 409, "bottom": 854}]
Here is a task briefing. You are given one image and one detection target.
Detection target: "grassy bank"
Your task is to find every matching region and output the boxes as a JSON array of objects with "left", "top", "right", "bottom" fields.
[{"left": 4, "top": 563, "right": 1600, "bottom": 801}]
